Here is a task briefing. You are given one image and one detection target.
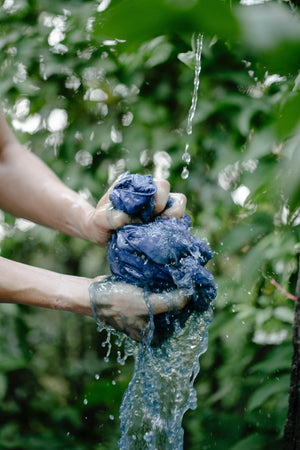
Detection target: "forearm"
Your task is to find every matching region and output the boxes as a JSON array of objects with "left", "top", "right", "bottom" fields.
[
  {"left": 0, "top": 256, "right": 95, "bottom": 316},
  {"left": 0, "top": 139, "right": 96, "bottom": 241}
]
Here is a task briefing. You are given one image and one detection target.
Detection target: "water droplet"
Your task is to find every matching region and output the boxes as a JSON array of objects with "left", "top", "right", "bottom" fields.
[
  {"left": 95, "top": 373, "right": 100, "bottom": 380},
  {"left": 182, "top": 152, "right": 191, "bottom": 164},
  {"left": 181, "top": 166, "right": 189, "bottom": 180},
  {"left": 83, "top": 398, "right": 88, "bottom": 405}
]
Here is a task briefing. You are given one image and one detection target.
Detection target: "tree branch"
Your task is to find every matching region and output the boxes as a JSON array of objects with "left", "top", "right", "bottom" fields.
[{"left": 283, "top": 254, "right": 300, "bottom": 449}]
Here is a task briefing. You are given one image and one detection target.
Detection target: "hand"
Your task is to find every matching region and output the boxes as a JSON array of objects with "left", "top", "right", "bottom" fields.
[
  {"left": 85, "top": 178, "right": 187, "bottom": 244},
  {"left": 89, "top": 278, "right": 190, "bottom": 342}
]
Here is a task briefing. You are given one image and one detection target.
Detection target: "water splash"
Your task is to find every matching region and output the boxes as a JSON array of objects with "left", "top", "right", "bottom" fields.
[
  {"left": 118, "top": 306, "right": 213, "bottom": 449},
  {"left": 181, "top": 33, "right": 203, "bottom": 180}
]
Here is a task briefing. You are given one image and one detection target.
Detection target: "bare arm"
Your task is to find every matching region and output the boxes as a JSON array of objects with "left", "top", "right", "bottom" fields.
[
  {"left": 0, "top": 106, "right": 185, "bottom": 244},
  {"left": 0, "top": 256, "right": 94, "bottom": 316},
  {"left": 0, "top": 107, "right": 128, "bottom": 243},
  {"left": 0, "top": 256, "right": 189, "bottom": 341}
]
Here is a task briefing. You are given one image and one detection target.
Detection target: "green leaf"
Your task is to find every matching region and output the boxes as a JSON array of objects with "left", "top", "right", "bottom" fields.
[
  {"left": 0, "top": 355, "right": 27, "bottom": 372},
  {"left": 229, "top": 433, "right": 267, "bottom": 450},
  {"left": 276, "top": 91, "right": 300, "bottom": 138},
  {"left": 178, "top": 50, "right": 196, "bottom": 69},
  {"left": 236, "top": 3, "right": 300, "bottom": 73},
  {"left": 247, "top": 374, "right": 290, "bottom": 411},
  {"left": 0, "top": 374, "right": 8, "bottom": 401},
  {"left": 93, "top": 0, "right": 238, "bottom": 50},
  {"left": 250, "top": 345, "right": 292, "bottom": 374}
]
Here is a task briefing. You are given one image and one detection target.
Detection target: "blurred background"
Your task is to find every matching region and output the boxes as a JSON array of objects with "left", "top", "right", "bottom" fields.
[{"left": 0, "top": 0, "right": 299, "bottom": 448}]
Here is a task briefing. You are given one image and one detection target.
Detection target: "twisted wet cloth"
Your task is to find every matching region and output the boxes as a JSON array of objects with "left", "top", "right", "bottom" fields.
[{"left": 106, "top": 172, "right": 216, "bottom": 334}]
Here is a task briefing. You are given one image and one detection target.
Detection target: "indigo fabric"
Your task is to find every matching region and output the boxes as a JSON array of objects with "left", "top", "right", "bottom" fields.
[
  {"left": 109, "top": 171, "right": 157, "bottom": 222},
  {"left": 107, "top": 173, "right": 217, "bottom": 321},
  {"left": 108, "top": 215, "right": 216, "bottom": 310}
]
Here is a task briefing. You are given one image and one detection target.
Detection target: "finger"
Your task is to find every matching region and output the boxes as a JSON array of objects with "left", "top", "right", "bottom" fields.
[
  {"left": 148, "top": 289, "right": 190, "bottom": 315},
  {"left": 93, "top": 202, "right": 133, "bottom": 232},
  {"left": 168, "top": 289, "right": 190, "bottom": 310},
  {"left": 161, "top": 193, "right": 187, "bottom": 219},
  {"left": 153, "top": 179, "right": 170, "bottom": 214}
]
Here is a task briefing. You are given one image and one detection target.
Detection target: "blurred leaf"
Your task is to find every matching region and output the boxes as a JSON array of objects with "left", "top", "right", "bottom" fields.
[
  {"left": 0, "top": 355, "right": 27, "bottom": 372},
  {"left": 0, "top": 374, "right": 8, "bottom": 401},
  {"left": 280, "top": 132, "right": 300, "bottom": 210},
  {"left": 247, "top": 374, "right": 290, "bottom": 411},
  {"left": 219, "top": 213, "right": 273, "bottom": 254},
  {"left": 276, "top": 91, "right": 300, "bottom": 138},
  {"left": 250, "top": 345, "right": 292, "bottom": 374},
  {"left": 94, "top": 0, "right": 239, "bottom": 49},
  {"left": 178, "top": 50, "right": 196, "bottom": 69},
  {"left": 236, "top": 3, "right": 300, "bottom": 73},
  {"left": 229, "top": 433, "right": 267, "bottom": 450}
]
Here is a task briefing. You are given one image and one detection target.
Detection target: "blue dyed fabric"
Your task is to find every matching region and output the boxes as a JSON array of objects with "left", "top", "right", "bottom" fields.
[
  {"left": 109, "top": 171, "right": 157, "bottom": 222},
  {"left": 107, "top": 173, "right": 217, "bottom": 319}
]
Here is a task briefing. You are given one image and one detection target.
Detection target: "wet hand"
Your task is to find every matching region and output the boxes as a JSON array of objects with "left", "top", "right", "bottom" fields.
[
  {"left": 89, "top": 279, "right": 190, "bottom": 342},
  {"left": 153, "top": 180, "right": 186, "bottom": 219},
  {"left": 85, "top": 177, "right": 186, "bottom": 244}
]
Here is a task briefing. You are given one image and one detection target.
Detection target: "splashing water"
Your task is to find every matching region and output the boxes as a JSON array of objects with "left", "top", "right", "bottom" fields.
[
  {"left": 181, "top": 33, "right": 203, "bottom": 180},
  {"left": 118, "top": 306, "right": 213, "bottom": 449}
]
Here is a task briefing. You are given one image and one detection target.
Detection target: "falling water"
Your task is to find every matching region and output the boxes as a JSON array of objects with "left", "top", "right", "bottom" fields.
[
  {"left": 118, "top": 306, "right": 213, "bottom": 449},
  {"left": 181, "top": 33, "right": 203, "bottom": 180}
]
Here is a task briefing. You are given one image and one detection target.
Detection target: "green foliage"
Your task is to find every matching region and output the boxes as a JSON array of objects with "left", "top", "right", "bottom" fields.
[{"left": 0, "top": 0, "right": 300, "bottom": 448}]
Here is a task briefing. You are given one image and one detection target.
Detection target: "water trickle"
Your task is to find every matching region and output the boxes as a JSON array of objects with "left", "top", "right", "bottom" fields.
[
  {"left": 100, "top": 328, "right": 112, "bottom": 362},
  {"left": 186, "top": 34, "right": 203, "bottom": 137},
  {"left": 182, "top": 33, "right": 203, "bottom": 179}
]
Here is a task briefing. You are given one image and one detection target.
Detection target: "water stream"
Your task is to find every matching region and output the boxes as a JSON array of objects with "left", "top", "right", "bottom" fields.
[
  {"left": 181, "top": 33, "right": 203, "bottom": 180},
  {"left": 118, "top": 307, "right": 213, "bottom": 449}
]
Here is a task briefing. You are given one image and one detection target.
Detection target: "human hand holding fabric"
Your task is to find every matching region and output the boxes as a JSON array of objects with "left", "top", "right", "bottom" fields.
[
  {"left": 84, "top": 176, "right": 186, "bottom": 244},
  {"left": 0, "top": 104, "right": 189, "bottom": 341},
  {"left": 90, "top": 279, "right": 190, "bottom": 342}
]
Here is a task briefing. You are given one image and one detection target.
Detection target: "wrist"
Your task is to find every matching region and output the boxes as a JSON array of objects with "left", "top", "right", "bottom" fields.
[{"left": 55, "top": 274, "right": 93, "bottom": 316}]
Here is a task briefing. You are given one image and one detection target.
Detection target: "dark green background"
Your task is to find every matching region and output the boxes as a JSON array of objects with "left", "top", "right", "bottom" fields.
[{"left": 0, "top": 0, "right": 299, "bottom": 448}]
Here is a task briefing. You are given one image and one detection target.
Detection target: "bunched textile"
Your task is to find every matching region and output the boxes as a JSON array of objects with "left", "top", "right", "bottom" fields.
[
  {"left": 109, "top": 172, "right": 157, "bottom": 222},
  {"left": 108, "top": 172, "right": 217, "bottom": 334}
]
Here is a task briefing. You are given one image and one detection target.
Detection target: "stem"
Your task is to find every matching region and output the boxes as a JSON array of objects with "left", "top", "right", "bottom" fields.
[
  {"left": 270, "top": 279, "right": 296, "bottom": 301},
  {"left": 283, "top": 254, "right": 300, "bottom": 449}
]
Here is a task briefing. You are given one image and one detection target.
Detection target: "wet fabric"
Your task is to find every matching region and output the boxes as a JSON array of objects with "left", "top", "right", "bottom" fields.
[
  {"left": 108, "top": 215, "right": 216, "bottom": 304},
  {"left": 108, "top": 172, "right": 216, "bottom": 331},
  {"left": 109, "top": 172, "right": 157, "bottom": 222}
]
